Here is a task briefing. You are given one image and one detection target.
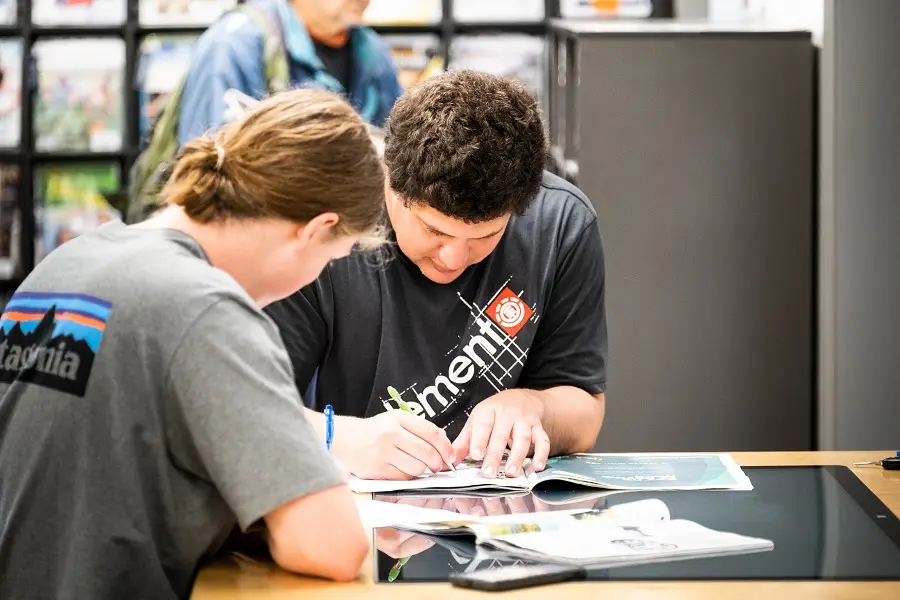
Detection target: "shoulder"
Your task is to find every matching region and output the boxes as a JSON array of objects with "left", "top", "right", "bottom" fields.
[
  {"left": 353, "top": 27, "right": 394, "bottom": 60},
  {"left": 351, "top": 27, "right": 400, "bottom": 78},
  {"left": 513, "top": 171, "right": 599, "bottom": 247},
  {"left": 190, "top": 3, "right": 271, "bottom": 61},
  {"left": 102, "top": 229, "right": 260, "bottom": 328}
]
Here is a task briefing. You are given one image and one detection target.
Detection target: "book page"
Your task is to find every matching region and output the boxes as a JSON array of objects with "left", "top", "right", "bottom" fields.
[
  {"left": 355, "top": 498, "right": 463, "bottom": 529},
  {"left": 536, "top": 454, "right": 754, "bottom": 491},
  {"left": 349, "top": 462, "right": 531, "bottom": 494},
  {"left": 485, "top": 518, "right": 774, "bottom": 567}
]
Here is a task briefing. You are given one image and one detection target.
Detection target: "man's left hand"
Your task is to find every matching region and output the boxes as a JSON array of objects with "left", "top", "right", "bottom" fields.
[{"left": 451, "top": 389, "right": 551, "bottom": 479}]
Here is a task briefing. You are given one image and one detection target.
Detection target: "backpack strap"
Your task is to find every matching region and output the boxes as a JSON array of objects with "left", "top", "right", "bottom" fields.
[
  {"left": 126, "top": 3, "right": 290, "bottom": 223},
  {"left": 233, "top": 3, "right": 290, "bottom": 93}
]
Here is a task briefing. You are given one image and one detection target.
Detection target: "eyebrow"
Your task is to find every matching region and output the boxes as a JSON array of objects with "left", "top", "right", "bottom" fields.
[{"left": 420, "top": 218, "right": 504, "bottom": 240}]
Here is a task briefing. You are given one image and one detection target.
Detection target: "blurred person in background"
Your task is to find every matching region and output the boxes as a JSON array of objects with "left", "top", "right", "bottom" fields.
[{"left": 178, "top": 0, "right": 402, "bottom": 144}]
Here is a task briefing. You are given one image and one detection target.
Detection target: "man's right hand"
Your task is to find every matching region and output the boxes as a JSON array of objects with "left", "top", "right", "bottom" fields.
[{"left": 336, "top": 411, "right": 457, "bottom": 480}]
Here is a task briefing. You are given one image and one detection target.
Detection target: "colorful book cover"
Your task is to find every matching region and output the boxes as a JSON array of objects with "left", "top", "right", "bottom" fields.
[
  {"left": 559, "top": 0, "right": 653, "bottom": 18},
  {"left": 382, "top": 34, "right": 443, "bottom": 90},
  {"left": 0, "top": 164, "right": 19, "bottom": 278},
  {"left": 0, "top": 39, "right": 22, "bottom": 148},
  {"left": 33, "top": 163, "right": 121, "bottom": 263},
  {"left": 33, "top": 38, "right": 125, "bottom": 153},
  {"left": 32, "top": 0, "right": 126, "bottom": 25},
  {"left": 364, "top": 0, "right": 441, "bottom": 25},
  {"left": 139, "top": 0, "right": 235, "bottom": 26},
  {"left": 453, "top": 0, "right": 544, "bottom": 22},
  {"left": 137, "top": 34, "right": 198, "bottom": 144}
]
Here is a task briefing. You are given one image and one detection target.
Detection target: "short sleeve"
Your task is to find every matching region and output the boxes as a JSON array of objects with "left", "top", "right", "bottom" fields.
[
  {"left": 165, "top": 297, "right": 343, "bottom": 531},
  {"left": 263, "top": 286, "right": 328, "bottom": 396},
  {"left": 518, "top": 220, "right": 608, "bottom": 394}
]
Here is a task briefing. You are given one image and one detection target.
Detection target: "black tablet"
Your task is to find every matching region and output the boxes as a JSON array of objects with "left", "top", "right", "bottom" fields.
[{"left": 373, "top": 466, "right": 900, "bottom": 582}]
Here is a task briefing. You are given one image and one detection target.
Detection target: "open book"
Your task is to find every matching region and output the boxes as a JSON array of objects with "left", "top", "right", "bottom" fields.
[
  {"left": 392, "top": 499, "right": 773, "bottom": 568},
  {"left": 350, "top": 453, "right": 754, "bottom": 495}
]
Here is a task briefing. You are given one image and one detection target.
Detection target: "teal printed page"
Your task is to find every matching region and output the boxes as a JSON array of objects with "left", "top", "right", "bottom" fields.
[{"left": 534, "top": 454, "right": 750, "bottom": 490}]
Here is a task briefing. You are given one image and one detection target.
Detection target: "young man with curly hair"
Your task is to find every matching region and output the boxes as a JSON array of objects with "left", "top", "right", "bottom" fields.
[{"left": 265, "top": 69, "right": 608, "bottom": 482}]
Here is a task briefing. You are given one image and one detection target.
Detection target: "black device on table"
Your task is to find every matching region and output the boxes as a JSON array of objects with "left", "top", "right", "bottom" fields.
[
  {"left": 450, "top": 564, "right": 586, "bottom": 591},
  {"left": 373, "top": 466, "right": 900, "bottom": 584}
]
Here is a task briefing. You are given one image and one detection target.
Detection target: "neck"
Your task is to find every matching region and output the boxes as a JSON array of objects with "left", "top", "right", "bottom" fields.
[
  {"left": 136, "top": 207, "right": 272, "bottom": 305},
  {"left": 291, "top": 0, "right": 350, "bottom": 47}
]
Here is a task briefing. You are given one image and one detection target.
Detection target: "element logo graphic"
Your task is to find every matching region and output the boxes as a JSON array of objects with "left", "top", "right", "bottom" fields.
[
  {"left": 381, "top": 281, "right": 538, "bottom": 424},
  {"left": 488, "top": 287, "right": 533, "bottom": 337}
]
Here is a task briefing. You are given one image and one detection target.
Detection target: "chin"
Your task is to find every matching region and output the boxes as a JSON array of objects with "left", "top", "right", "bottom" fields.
[{"left": 420, "top": 264, "right": 465, "bottom": 284}]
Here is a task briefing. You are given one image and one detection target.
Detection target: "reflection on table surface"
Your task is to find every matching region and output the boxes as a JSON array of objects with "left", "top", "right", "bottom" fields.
[
  {"left": 372, "top": 488, "right": 614, "bottom": 580},
  {"left": 370, "top": 467, "right": 900, "bottom": 584}
]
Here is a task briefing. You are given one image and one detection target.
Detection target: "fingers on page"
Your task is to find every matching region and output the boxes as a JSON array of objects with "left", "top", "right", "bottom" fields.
[
  {"left": 531, "top": 425, "right": 551, "bottom": 470},
  {"left": 400, "top": 413, "right": 456, "bottom": 466}
]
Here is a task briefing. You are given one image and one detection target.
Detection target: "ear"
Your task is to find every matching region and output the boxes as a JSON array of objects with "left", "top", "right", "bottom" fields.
[{"left": 295, "top": 212, "right": 340, "bottom": 247}]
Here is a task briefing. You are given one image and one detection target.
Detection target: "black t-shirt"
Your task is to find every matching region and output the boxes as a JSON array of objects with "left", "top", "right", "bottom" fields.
[
  {"left": 265, "top": 172, "right": 608, "bottom": 439},
  {"left": 314, "top": 39, "right": 354, "bottom": 92}
]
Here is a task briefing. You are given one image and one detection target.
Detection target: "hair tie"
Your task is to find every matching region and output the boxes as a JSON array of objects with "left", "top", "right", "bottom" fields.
[{"left": 214, "top": 143, "right": 226, "bottom": 171}]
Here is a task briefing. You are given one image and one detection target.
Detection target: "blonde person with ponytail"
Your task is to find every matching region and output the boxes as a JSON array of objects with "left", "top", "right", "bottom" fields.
[{"left": 0, "top": 89, "right": 384, "bottom": 600}]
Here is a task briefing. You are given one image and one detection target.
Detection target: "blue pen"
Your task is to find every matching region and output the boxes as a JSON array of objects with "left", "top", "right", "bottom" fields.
[{"left": 324, "top": 404, "right": 335, "bottom": 451}]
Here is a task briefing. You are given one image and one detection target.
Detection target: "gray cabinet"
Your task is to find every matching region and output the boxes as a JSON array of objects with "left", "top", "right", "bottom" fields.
[{"left": 548, "top": 20, "right": 816, "bottom": 452}]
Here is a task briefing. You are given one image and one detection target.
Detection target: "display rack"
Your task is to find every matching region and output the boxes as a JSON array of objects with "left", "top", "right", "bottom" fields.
[{"left": 0, "top": 0, "right": 673, "bottom": 296}]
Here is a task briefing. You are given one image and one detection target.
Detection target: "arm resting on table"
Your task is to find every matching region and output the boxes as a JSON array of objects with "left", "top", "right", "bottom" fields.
[{"left": 264, "top": 484, "right": 368, "bottom": 582}]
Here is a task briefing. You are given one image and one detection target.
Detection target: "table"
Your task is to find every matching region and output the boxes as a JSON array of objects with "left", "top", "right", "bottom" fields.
[{"left": 192, "top": 452, "right": 900, "bottom": 599}]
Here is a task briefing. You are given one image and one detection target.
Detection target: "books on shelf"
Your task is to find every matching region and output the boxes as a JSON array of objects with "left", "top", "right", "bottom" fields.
[
  {"left": 387, "top": 498, "right": 774, "bottom": 568},
  {"left": 139, "top": 0, "right": 235, "bottom": 26},
  {"left": 453, "top": 0, "right": 544, "bottom": 23},
  {"left": 0, "top": 164, "right": 19, "bottom": 279},
  {"left": 449, "top": 34, "right": 546, "bottom": 106},
  {"left": 33, "top": 38, "right": 125, "bottom": 153},
  {"left": 559, "top": 0, "right": 654, "bottom": 18},
  {"left": 364, "top": 0, "right": 441, "bottom": 25},
  {"left": 32, "top": 0, "right": 126, "bottom": 26},
  {"left": 0, "top": 38, "right": 22, "bottom": 149},
  {"left": 33, "top": 163, "right": 121, "bottom": 263},
  {"left": 351, "top": 453, "right": 754, "bottom": 495},
  {"left": 138, "top": 34, "right": 198, "bottom": 143},
  {"left": 382, "top": 34, "right": 443, "bottom": 90},
  {"left": 0, "top": 0, "right": 16, "bottom": 25}
]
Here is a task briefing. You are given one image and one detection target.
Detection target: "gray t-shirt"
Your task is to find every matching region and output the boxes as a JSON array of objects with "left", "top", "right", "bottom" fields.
[{"left": 0, "top": 221, "right": 344, "bottom": 600}]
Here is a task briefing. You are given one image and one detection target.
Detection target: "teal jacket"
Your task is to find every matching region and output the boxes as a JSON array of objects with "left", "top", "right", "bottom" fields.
[{"left": 178, "top": 0, "right": 402, "bottom": 145}]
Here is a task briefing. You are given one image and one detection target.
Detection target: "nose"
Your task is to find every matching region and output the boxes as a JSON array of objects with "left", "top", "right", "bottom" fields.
[{"left": 438, "top": 242, "right": 469, "bottom": 271}]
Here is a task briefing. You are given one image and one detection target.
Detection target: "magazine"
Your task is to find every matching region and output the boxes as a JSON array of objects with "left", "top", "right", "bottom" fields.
[
  {"left": 0, "top": 0, "right": 15, "bottom": 25},
  {"left": 139, "top": 0, "right": 234, "bottom": 26},
  {"left": 137, "top": 34, "right": 198, "bottom": 143},
  {"left": 33, "top": 163, "right": 121, "bottom": 263},
  {"left": 33, "top": 38, "right": 125, "bottom": 152},
  {"left": 449, "top": 35, "right": 546, "bottom": 107},
  {"left": 559, "top": 0, "right": 653, "bottom": 18},
  {"left": 350, "top": 453, "right": 754, "bottom": 494},
  {"left": 0, "top": 164, "right": 18, "bottom": 279},
  {"left": 0, "top": 38, "right": 22, "bottom": 148},
  {"left": 364, "top": 0, "right": 441, "bottom": 25},
  {"left": 382, "top": 34, "right": 443, "bottom": 90},
  {"left": 393, "top": 499, "right": 773, "bottom": 568},
  {"left": 453, "top": 0, "right": 544, "bottom": 23},
  {"left": 32, "top": 0, "right": 125, "bottom": 25}
]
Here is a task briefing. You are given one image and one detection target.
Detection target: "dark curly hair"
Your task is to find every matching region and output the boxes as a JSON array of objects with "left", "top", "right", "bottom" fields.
[{"left": 383, "top": 69, "right": 547, "bottom": 223}]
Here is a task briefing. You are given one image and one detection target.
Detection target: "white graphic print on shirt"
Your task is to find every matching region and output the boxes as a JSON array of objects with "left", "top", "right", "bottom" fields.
[{"left": 380, "top": 278, "right": 539, "bottom": 427}]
